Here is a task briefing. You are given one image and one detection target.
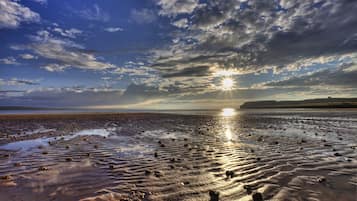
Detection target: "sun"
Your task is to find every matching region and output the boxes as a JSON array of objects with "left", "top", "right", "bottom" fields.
[{"left": 221, "top": 77, "right": 234, "bottom": 91}]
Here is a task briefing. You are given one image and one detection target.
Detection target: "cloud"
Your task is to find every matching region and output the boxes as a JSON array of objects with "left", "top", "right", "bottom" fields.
[
  {"left": 12, "top": 30, "right": 115, "bottom": 71},
  {"left": 31, "top": 0, "right": 47, "bottom": 4},
  {"left": 53, "top": 27, "right": 82, "bottom": 38},
  {"left": 157, "top": 0, "right": 200, "bottom": 16},
  {"left": 20, "top": 53, "right": 37, "bottom": 59},
  {"left": 130, "top": 8, "right": 157, "bottom": 24},
  {"left": 42, "top": 63, "right": 69, "bottom": 72},
  {"left": 151, "top": 0, "right": 357, "bottom": 78},
  {"left": 172, "top": 18, "right": 188, "bottom": 28},
  {"left": 0, "top": 57, "right": 18, "bottom": 65},
  {"left": 104, "top": 27, "right": 123, "bottom": 32},
  {"left": 78, "top": 4, "right": 109, "bottom": 22},
  {"left": 265, "top": 63, "right": 357, "bottom": 88},
  {"left": 0, "top": 78, "right": 39, "bottom": 86},
  {"left": 0, "top": 0, "right": 40, "bottom": 29}
]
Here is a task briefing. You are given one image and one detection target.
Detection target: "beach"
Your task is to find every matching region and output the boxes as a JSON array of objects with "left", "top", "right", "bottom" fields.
[{"left": 0, "top": 109, "right": 356, "bottom": 201}]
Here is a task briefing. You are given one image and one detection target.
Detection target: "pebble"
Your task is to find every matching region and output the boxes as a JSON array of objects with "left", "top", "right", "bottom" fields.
[
  {"left": 38, "top": 166, "right": 48, "bottom": 171},
  {"left": 252, "top": 192, "right": 263, "bottom": 201},
  {"left": 243, "top": 185, "right": 252, "bottom": 195},
  {"left": 65, "top": 157, "right": 73, "bottom": 162},
  {"left": 225, "top": 170, "right": 235, "bottom": 178},
  {"left": 209, "top": 190, "right": 219, "bottom": 201}
]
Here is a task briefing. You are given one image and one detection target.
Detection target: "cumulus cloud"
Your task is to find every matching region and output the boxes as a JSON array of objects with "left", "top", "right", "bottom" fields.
[
  {"left": 53, "top": 27, "right": 82, "bottom": 38},
  {"left": 151, "top": 0, "right": 357, "bottom": 78},
  {"left": 0, "top": 56, "right": 18, "bottom": 64},
  {"left": 130, "top": 8, "right": 157, "bottom": 24},
  {"left": 157, "top": 0, "right": 200, "bottom": 16},
  {"left": 172, "top": 18, "right": 189, "bottom": 28},
  {"left": 78, "top": 4, "right": 109, "bottom": 22},
  {"left": 12, "top": 30, "right": 115, "bottom": 71},
  {"left": 20, "top": 53, "right": 37, "bottom": 59},
  {"left": 104, "top": 27, "right": 123, "bottom": 32},
  {"left": 0, "top": 78, "right": 39, "bottom": 86},
  {"left": 265, "top": 63, "right": 357, "bottom": 88},
  {"left": 0, "top": 0, "right": 40, "bottom": 29}
]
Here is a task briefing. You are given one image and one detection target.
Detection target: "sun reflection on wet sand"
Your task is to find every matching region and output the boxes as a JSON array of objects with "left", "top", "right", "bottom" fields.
[
  {"left": 224, "top": 126, "right": 233, "bottom": 141},
  {"left": 221, "top": 108, "right": 236, "bottom": 117}
]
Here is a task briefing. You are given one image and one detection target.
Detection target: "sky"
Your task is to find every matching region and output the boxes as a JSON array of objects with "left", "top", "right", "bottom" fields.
[{"left": 0, "top": 0, "right": 356, "bottom": 109}]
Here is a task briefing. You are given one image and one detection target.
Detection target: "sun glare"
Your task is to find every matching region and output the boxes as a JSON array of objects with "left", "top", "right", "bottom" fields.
[
  {"left": 221, "top": 108, "right": 236, "bottom": 117},
  {"left": 222, "top": 77, "right": 234, "bottom": 91}
]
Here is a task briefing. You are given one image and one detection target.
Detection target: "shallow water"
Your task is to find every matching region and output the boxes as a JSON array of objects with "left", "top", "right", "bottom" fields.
[{"left": 0, "top": 109, "right": 356, "bottom": 201}]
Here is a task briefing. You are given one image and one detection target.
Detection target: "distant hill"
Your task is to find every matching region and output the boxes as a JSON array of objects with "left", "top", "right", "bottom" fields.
[{"left": 240, "top": 97, "right": 357, "bottom": 109}]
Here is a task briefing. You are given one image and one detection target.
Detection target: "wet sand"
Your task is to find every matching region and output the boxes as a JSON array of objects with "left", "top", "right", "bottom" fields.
[{"left": 0, "top": 110, "right": 356, "bottom": 201}]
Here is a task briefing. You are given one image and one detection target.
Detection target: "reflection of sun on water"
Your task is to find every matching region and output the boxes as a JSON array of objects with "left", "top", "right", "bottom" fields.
[
  {"left": 225, "top": 126, "right": 233, "bottom": 141},
  {"left": 221, "top": 108, "right": 236, "bottom": 117}
]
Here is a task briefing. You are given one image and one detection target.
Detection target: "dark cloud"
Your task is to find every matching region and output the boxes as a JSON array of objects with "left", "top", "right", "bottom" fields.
[
  {"left": 265, "top": 63, "right": 357, "bottom": 88},
  {"left": 152, "top": 0, "right": 357, "bottom": 76}
]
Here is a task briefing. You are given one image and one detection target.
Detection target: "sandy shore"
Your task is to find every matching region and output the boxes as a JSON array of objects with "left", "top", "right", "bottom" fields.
[{"left": 0, "top": 111, "right": 356, "bottom": 201}]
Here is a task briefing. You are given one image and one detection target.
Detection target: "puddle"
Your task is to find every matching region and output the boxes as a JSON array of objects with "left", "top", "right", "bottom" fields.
[
  {"left": 0, "top": 128, "right": 116, "bottom": 152},
  {"left": 0, "top": 137, "right": 55, "bottom": 151},
  {"left": 141, "top": 129, "right": 189, "bottom": 139},
  {"left": 71, "top": 128, "right": 115, "bottom": 138}
]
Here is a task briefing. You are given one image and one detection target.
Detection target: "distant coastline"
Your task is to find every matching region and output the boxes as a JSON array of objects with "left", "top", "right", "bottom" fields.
[{"left": 240, "top": 97, "right": 357, "bottom": 109}]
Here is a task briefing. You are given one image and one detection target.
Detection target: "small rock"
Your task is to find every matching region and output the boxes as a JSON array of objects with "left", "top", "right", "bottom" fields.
[
  {"left": 317, "top": 177, "right": 326, "bottom": 183},
  {"left": 144, "top": 170, "right": 151, "bottom": 175},
  {"left": 38, "top": 166, "right": 48, "bottom": 171},
  {"left": 154, "top": 152, "right": 158, "bottom": 157},
  {"left": 65, "top": 145, "right": 70, "bottom": 149},
  {"left": 334, "top": 152, "right": 342, "bottom": 157},
  {"left": 1, "top": 175, "right": 12, "bottom": 181},
  {"left": 209, "top": 190, "right": 219, "bottom": 201},
  {"left": 109, "top": 164, "right": 115, "bottom": 169},
  {"left": 225, "top": 170, "right": 235, "bottom": 178},
  {"left": 243, "top": 185, "right": 252, "bottom": 195},
  {"left": 42, "top": 151, "right": 48, "bottom": 155},
  {"left": 14, "top": 162, "right": 22, "bottom": 167},
  {"left": 65, "top": 157, "right": 73, "bottom": 162},
  {"left": 154, "top": 171, "right": 163, "bottom": 178},
  {"left": 252, "top": 192, "right": 263, "bottom": 201},
  {"left": 94, "top": 145, "right": 98, "bottom": 149}
]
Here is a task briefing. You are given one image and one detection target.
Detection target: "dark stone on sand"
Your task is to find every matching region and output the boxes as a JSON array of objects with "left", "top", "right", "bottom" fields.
[
  {"left": 243, "top": 185, "right": 252, "bottom": 195},
  {"left": 160, "top": 144, "right": 165, "bottom": 147},
  {"left": 317, "top": 177, "right": 326, "bottom": 183},
  {"left": 252, "top": 192, "right": 263, "bottom": 201},
  {"left": 94, "top": 145, "right": 99, "bottom": 149},
  {"left": 42, "top": 151, "right": 48, "bottom": 155},
  {"left": 38, "top": 166, "right": 48, "bottom": 171},
  {"left": 65, "top": 145, "right": 70, "bottom": 149},
  {"left": 250, "top": 149, "right": 255, "bottom": 153},
  {"left": 209, "top": 190, "right": 219, "bottom": 201},
  {"left": 65, "top": 157, "right": 73, "bottom": 162},
  {"left": 154, "top": 171, "right": 163, "bottom": 177},
  {"left": 170, "top": 158, "right": 176, "bottom": 163},
  {"left": 225, "top": 170, "right": 235, "bottom": 178},
  {"left": 274, "top": 141, "right": 279, "bottom": 145},
  {"left": 1, "top": 175, "right": 12, "bottom": 181},
  {"left": 256, "top": 157, "right": 261, "bottom": 161},
  {"left": 3, "top": 154, "right": 10, "bottom": 158},
  {"left": 154, "top": 152, "right": 158, "bottom": 157},
  {"left": 14, "top": 162, "right": 22, "bottom": 167},
  {"left": 257, "top": 137, "right": 263, "bottom": 142},
  {"left": 184, "top": 138, "right": 188, "bottom": 141},
  {"left": 184, "top": 144, "right": 188, "bottom": 147},
  {"left": 86, "top": 153, "right": 91, "bottom": 157},
  {"left": 169, "top": 165, "right": 175, "bottom": 169},
  {"left": 145, "top": 170, "right": 151, "bottom": 175},
  {"left": 334, "top": 153, "right": 342, "bottom": 157},
  {"left": 109, "top": 165, "right": 115, "bottom": 169}
]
